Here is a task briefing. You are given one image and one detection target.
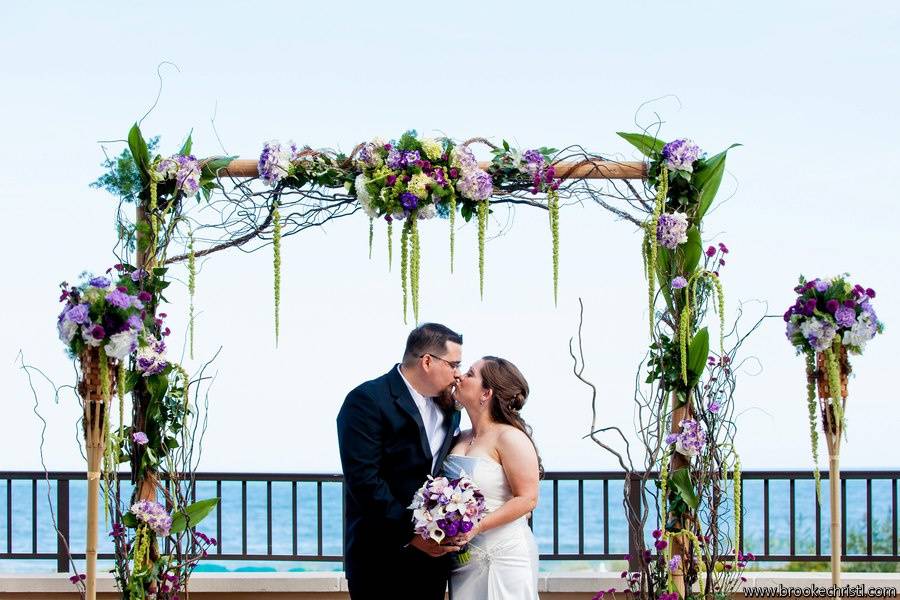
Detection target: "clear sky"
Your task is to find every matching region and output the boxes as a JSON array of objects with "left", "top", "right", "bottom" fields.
[{"left": 1, "top": 2, "right": 898, "bottom": 473}]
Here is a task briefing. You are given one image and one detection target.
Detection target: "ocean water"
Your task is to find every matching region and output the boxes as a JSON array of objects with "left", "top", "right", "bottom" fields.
[{"left": 1, "top": 477, "right": 897, "bottom": 574}]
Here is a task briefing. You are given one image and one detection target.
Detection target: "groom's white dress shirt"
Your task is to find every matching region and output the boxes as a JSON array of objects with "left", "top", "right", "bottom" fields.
[{"left": 398, "top": 366, "right": 446, "bottom": 473}]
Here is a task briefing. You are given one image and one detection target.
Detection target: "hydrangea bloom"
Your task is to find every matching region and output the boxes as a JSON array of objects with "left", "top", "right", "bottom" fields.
[
  {"left": 799, "top": 317, "right": 837, "bottom": 352},
  {"left": 137, "top": 336, "right": 167, "bottom": 376},
  {"left": 671, "top": 419, "right": 706, "bottom": 457},
  {"left": 357, "top": 142, "right": 383, "bottom": 168},
  {"left": 105, "top": 329, "right": 138, "bottom": 361},
  {"left": 386, "top": 148, "right": 405, "bottom": 170},
  {"left": 450, "top": 145, "right": 477, "bottom": 171},
  {"left": 457, "top": 169, "right": 493, "bottom": 201},
  {"left": 671, "top": 276, "right": 688, "bottom": 290},
  {"left": 834, "top": 305, "right": 856, "bottom": 328},
  {"left": 407, "top": 172, "right": 434, "bottom": 200},
  {"left": 354, "top": 174, "right": 378, "bottom": 218},
  {"left": 421, "top": 138, "right": 443, "bottom": 161},
  {"left": 258, "top": 141, "right": 292, "bottom": 186},
  {"left": 175, "top": 155, "right": 201, "bottom": 196},
  {"left": 842, "top": 313, "right": 878, "bottom": 350},
  {"left": 65, "top": 303, "right": 90, "bottom": 324},
  {"left": 661, "top": 139, "right": 701, "bottom": 172},
  {"left": 656, "top": 212, "right": 689, "bottom": 249},
  {"left": 417, "top": 204, "right": 437, "bottom": 220},
  {"left": 105, "top": 289, "right": 132, "bottom": 309},
  {"left": 130, "top": 499, "right": 172, "bottom": 537}
]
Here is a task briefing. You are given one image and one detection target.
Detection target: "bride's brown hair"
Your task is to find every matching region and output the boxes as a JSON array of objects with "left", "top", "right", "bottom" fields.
[{"left": 480, "top": 356, "right": 544, "bottom": 478}]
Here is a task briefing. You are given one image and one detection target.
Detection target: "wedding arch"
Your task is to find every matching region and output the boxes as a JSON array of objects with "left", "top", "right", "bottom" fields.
[{"left": 58, "top": 122, "right": 749, "bottom": 600}]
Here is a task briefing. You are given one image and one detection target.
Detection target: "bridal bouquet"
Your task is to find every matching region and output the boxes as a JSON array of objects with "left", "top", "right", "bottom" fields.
[{"left": 409, "top": 474, "right": 487, "bottom": 564}]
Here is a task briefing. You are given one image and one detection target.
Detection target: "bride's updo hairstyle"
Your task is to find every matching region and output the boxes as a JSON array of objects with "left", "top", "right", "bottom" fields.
[{"left": 480, "top": 356, "right": 544, "bottom": 478}]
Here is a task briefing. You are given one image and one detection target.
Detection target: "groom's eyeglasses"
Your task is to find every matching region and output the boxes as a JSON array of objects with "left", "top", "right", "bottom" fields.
[{"left": 419, "top": 353, "right": 462, "bottom": 370}]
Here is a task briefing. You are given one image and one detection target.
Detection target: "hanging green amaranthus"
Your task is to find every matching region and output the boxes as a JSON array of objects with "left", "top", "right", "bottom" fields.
[
  {"left": 411, "top": 217, "right": 421, "bottom": 324},
  {"left": 273, "top": 201, "right": 282, "bottom": 347},
  {"left": 824, "top": 337, "right": 845, "bottom": 428},
  {"left": 400, "top": 219, "right": 410, "bottom": 323},
  {"left": 548, "top": 189, "right": 560, "bottom": 306},
  {"left": 646, "top": 167, "right": 669, "bottom": 338},
  {"left": 805, "top": 350, "right": 822, "bottom": 501},
  {"left": 188, "top": 231, "right": 196, "bottom": 360},
  {"left": 387, "top": 220, "right": 393, "bottom": 272},
  {"left": 477, "top": 199, "right": 488, "bottom": 299},
  {"left": 449, "top": 194, "right": 457, "bottom": 273},
  {"left": 679, "top": 271, "right": 726, "bottom": 384},
  {"left": 368, "top": 217, "right": 374, "bottom": 260}
]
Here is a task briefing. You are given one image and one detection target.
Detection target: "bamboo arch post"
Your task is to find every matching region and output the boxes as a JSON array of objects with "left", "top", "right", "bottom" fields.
[
  {"left": 815, "top": 347, "right": 849, "bottom": 587},
  {"left": 668, "top": 397, "right": 693, "bottom": 599},
  {"left": 79, "top": 346, "right": 117, "bottom": 600}
]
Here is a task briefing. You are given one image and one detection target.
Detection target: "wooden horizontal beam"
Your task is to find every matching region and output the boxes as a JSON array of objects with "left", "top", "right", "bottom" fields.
[{"left": 215, "top": 158, "right": 646, "bottom": 180}]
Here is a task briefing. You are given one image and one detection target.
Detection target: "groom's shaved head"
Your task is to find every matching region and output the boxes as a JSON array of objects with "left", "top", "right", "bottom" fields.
[{"left": 402, "top": 323, "right": 463, "bottom": 366}]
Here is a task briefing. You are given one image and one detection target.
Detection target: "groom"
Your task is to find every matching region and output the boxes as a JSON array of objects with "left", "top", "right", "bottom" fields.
[{"left": 337, "top": 323, "right": 464, "bottom": 600}]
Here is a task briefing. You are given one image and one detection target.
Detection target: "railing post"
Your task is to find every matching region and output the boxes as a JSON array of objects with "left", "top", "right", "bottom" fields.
[
  {"left": 627, "top": 473, "right": 642, "bottom": 572},
  {"left": 56, "top": 478, "right": 70, "bottom": 573}
]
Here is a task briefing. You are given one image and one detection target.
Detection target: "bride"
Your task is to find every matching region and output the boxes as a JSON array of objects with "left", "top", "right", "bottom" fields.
[{"left": 443, "top": 356, "right": 542, "bottom": 599}]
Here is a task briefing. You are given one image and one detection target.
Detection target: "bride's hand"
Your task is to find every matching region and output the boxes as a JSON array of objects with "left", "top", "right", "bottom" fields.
[{"left": 445, "top": 523, "right": 480, "bottom": 547}]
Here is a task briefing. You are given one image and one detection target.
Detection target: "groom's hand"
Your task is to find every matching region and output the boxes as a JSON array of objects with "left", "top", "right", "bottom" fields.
[{"left": 409, "top": 535, "right": 461, "bottom": 557}]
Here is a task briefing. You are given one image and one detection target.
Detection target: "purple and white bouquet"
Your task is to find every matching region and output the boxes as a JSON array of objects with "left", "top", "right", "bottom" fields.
[
  {"left": 58, "top": 268, "right": 150, "bottom": 361},
  {"left": 784, "top": 275, "right": 883, "bottom": 355},
  {"left": 665, "top": 418, "right": 707, "bottom": 458},
  {"left": 130, "top": 499, "right": 173, "bottom": 537},
  {"left": 409, "top": 474, "right": 487, "bottom": 563},
  {"left": 353, "top": 131, "right": 494, "bottom": 221}
]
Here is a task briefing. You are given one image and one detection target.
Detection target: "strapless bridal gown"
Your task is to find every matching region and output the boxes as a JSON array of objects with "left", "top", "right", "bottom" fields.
[{"left": 443, "top": 454, "right": 540, "bottom": 599}]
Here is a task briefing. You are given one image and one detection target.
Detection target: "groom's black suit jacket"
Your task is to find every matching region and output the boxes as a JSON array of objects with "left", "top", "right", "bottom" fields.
[{"left": 337, "top": 366, "right": 461, "bottom": 599}]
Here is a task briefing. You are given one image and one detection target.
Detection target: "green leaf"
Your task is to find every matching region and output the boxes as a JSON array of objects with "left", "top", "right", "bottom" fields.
[
  {"left": 687, "top": 327, "right": 710, "bottom": 387},
  {"left": 503, "top": 139, "right": 510, "bottom": 151},
  {"left": 146, "top": 373, "right": 169, "bottom": 404},
  {"left": 179, "top": 130, "right": 193, "bottom": 156},
  {"left": 670, "top": 467, "right": 699, "bottom": 510},
  {"left": 201, "top": 156, "right": 236, "bottom": 180},
  {"left": 124, "top": 370, "right": 141, "bottom": 394},
  {"left": 693, "top": 144, "right": 740, "bottom": 223},
  {"left": 170, "top": 497, "right": 220, "bottom": 535},
  {"left": 127, "top": 123, "right": 151, "bottom": 183},
  {"left": 617, "top": 132, "right": 666, "bottom": 157},
  {"left": 122, "top": 512, "right": 138, "bottom": 528},
  {"left": 676, "top": 227, "right": 702, "bottom": 275}
]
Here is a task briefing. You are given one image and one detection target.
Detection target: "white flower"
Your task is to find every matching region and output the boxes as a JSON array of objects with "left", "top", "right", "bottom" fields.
[
  {"left": 58, "top": 319, "right": 78, "bottom": 343},
  {"left": 842, "top": 313, "right": 877, "bottom": 351},
  {"left": 417, "top": 204, "right": 437, "bottom": 220},
  {"left": 421, "top": 138, "right": 443, "bottom": 161},
  {"left": 81, "top": 325, "right": 103, "bottom": 347},
  {"left": 799, "top": 317, "right": 837, "bottom": 352},
  {"left": 105, "top": 330, "right": 137, "bottom": 361},
  {"left": 354, "top": 174, "right": 378, "bottom": 218}
]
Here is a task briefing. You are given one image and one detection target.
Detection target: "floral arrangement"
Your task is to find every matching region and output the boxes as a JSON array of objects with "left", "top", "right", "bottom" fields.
[
  {"left": 258, "top": 131, "right": 561, "bottom": 323},
  {"left": 784, "top": 274, "right": 884, "bottom": 497},
  {"left": 409, "top": 474, "right": 487, "bottom": 564},
  {"left": 665, "top": 419, "right": 707, "bottom": 458}
]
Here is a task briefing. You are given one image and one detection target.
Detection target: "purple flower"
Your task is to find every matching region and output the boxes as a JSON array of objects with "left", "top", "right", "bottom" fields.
[
  {"left": 668, "top": 555, "right": 682, "bottom": 572},
  {"left": 131, "top": 269, "right": 148, "bottom": 282},
  {"left": 834, "top": 305, "right": 856, "bottom": 328},
  {"left": 132, "top": 431, "right": 149, "bottom": 445},
  {"left": 137, "top": 291, "right": 152, "bottom": 303},
  {"left": 457, "top": 168, "right": 493, "bottom": 201},
  {"left": 65, "top": 303, "right": 90, "bottom": 324},
  {"left": 706, "top": 246, "right": 716, "bottom": 257},
  {"left": 126, "top": 315, "right": 143, "bottom": 331},
  {"left": 258, "top": 141, "right": 291, "bottom": 186},
  {"left": 656, "top": 212, "right": 689, "bottom": 249},
  {"left": 403, "top": 150, "right": 420, "bottom": 165},
  {"left": 90, "top": 325, "right": 106, "bottom": 340},
  {"left": 718, "top": 242, "right": 729, "bottom": 254},
  {"left": 175, "top": 155, "right": 201, "bottom": 196},
  {"left": 661, "top": 139, "right": 701, "bottom": 172},
  {"left": 866, "top": 288, "right": 876, "bottom": 298},
  {"left": 69, "top": 574, "right": 86, "bottom": 584},
  {"left": 813, "top": 279, "right": 829, "bottom": 292},
  {"left": 89, "top": 276, "right": 110, "bottom": 288},
  {"left": 386, "top": 148, "right": 404, "bottom": 170},
  {"left": 105, "top": 289, "right": 132, "bottom": 309},
  {"left": 654, "top": 539, "right": 668, "bottom": 550},
  {"left": 826, "top": 299, "right": 839, "bottom": 313},
  {"left": 651, "top": 529, "right": 662, "bottom": 539},
  {"left": 709, "top": 401, "right": 721, "bottom": 413},
  {"left": 665, "top": 433, "right": 678, "bottom": 445},
  {"left": 400, "top": 192, "right": 419, "bottom": 211},
  {"left": 673, "top": 419, "right": 706, "bottom": 457},
  {"left": 671, "top": 276, "right": 688, "bottom": 290}
]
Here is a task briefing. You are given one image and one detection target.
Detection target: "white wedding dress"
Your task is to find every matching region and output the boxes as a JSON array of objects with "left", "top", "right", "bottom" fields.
[{"left": 443, "top": 454, "right": 540, "bottom": 599}]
